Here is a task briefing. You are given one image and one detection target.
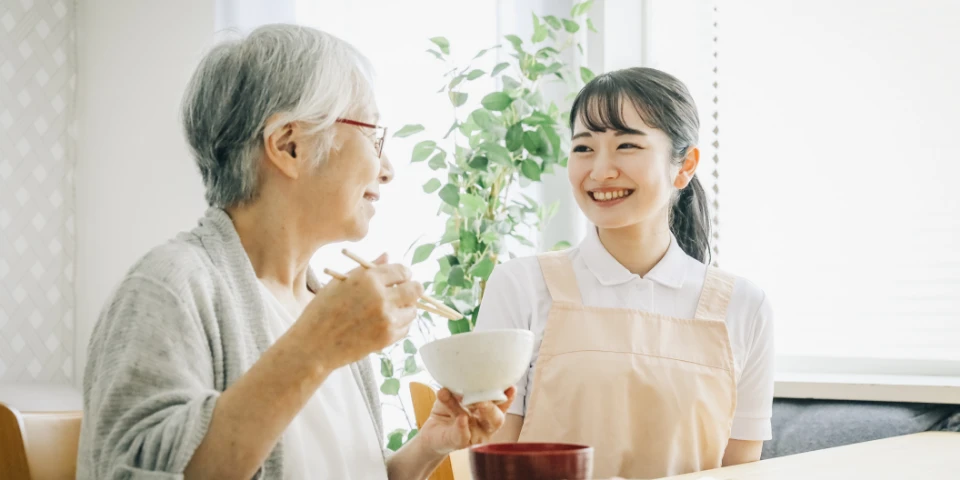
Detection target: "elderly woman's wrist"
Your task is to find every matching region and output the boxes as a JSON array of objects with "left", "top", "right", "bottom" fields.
[{"left": 273, "top": 324, "right": 347, "bottom": 379}]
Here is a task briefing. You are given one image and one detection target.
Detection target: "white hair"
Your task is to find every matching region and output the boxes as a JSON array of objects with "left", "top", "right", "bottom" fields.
[{"left": 181, "top": 24, "right": 376, "bottom": 207}]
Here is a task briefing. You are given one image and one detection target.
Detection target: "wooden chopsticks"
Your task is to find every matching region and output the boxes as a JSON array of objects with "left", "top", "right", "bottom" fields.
[{"left": 322, "top": 249, "right": 464, "bottom": 321}]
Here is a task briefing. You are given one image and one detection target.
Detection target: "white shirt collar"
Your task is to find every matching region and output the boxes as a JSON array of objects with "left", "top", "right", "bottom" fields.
[{"left": 579, "top": 226, "right": 689, "bottom": 289}]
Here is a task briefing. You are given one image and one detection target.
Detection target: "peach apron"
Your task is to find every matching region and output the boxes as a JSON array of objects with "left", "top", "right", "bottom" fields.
[{"left": 518, "top": 252, "right": 738, "bottom": 479}]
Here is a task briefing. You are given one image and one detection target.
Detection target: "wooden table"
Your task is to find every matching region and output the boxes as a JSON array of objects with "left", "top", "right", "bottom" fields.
[{"left": 661, "top": 432, "right": 959, "bottom": 480}]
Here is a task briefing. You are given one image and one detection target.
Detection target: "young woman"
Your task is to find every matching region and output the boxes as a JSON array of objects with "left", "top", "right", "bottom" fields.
[{"left": 475, "top": 67, "right": 774, "bottom": 479}]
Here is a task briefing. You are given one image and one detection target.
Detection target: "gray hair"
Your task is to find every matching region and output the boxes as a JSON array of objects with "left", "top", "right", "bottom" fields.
[{"left": 181, "top": 24, "right": 376, "bottom": 207}]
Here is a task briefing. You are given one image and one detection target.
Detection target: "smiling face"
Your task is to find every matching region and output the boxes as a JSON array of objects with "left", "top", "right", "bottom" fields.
[
  {"left": 568, "top": 99, "right": 682, "bottom": 230},
  {"left": 262, "top": 107, "right": 394, "bottom": 243},
  {"left": 308, "top": 118, "right": 393, "bottom": 241}
]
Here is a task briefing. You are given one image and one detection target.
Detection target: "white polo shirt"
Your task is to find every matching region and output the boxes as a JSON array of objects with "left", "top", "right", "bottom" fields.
[{"left": 474, "top": 227, "right": 775, "bottom": 441}]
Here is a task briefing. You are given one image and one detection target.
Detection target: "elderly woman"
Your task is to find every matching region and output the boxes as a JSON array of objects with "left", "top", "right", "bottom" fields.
[{"left": 77, "top": 24, "right": 514, "bottom": 479}]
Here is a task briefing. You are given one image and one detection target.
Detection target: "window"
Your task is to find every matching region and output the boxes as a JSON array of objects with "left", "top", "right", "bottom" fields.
[
  {"left": 718, "top": 0, "right": 960, "bottom": 377},
  {"left": 295, "top": 0, "right": 500, "bottom": 282},
  {"left": 293, "top": 0, "right": 502, "bottom": 436}
]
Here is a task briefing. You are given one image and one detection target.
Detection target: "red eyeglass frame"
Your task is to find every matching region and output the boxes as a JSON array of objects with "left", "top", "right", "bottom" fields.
[{"left": 336, "top": 118, "right": 387, "bottom": 157}]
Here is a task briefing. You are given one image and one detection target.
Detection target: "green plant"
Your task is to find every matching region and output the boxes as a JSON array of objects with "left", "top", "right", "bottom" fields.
[{"left": 378, "top": 1, "right": 597, "bottom": 451}]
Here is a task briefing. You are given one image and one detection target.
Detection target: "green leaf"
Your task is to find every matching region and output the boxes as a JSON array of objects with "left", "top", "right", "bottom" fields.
[
  {"left": 449, "top": 75, "right": 465, "bottom": 90},
  {"left": 523, "top": 130, "right": 545, "bottom": 155},
  {"left": 470, "top": 109, "right": 497, "bottom": 130},
  {"left": 448, "top": 318, "right": 471, "bottom": 335},
  {"left": 443, "top": 121, "right": 459, "bottom": 139},
  {"left": 404, "top": 355, "right": 418, "bottom": 374},
  {"left": 552, "top": 241, "right": 572, "bottom": 251},
  {"left": 545, "top": 200, "right": 560, "bottom": 221},
  {"left": 468, "top": 155, "right": 489, "bottom": 170},
  {"left": 502, "top": 75, "right": 522, "bottom": 91},
  {"left": 562, "top": 19, "right": 581, "bottom": 33},
  {"left": 473, "top": 47, "right": 495, "bottom": 59},
  {"left": 542, "top": 62, "right": 563, "bottom": 75},
  {"left": 580, "top": 66, "right": 596, "bottom": 83},
  {"left": 426, "top": 49, "right": 444, "bottom": 60},
  {"left": 504, "top": 34, "right": 523, "bottom": 52},
  {"left": 438, "top": 255, "right": 453, "bottom": 275},
  {"left": 428, "top": 151, "right": 447, "bottom": 170},
  {"left": 422, "top": 178, "right": 441, "bottom": 194},
  {"left": 460, "top": 194, "right": 486, "bottom": 218},
  {"left": 408, "top": 429, "right": 418, "bottom": 441},
  {"left": 387, "top": 429, "right": 404, "bottom": 451},
  {"left": 380, "top": 357, "right": 394, "bottom": 378},
  {"left": 411, "top": 141, "right": 437, "bottom": 162},
  {"left": 430, "top": 36, "right": 450, "bottom": 55},
  {"left": 506, "top": 123, "right": 524, "bottom": 152},
  {"left": 449, "top": 91, "right": 468, "bottom": 107},
  {"left": 459, "top": 120, "right": 480, "bottom": 136},
  {"left": 536, "top": 46, "right": 561, "bottom": 58},
  {"left": 481, "top": 142, "right": 512, "bottom": 165},
  {"left": 466, "top": 69, "right": 485, "bottom": 80},
  {"left": 404, "top": 339, "right": 417, "bottom": 354},
  {"left": 513, "top": 234, "right": 535, "bottom": 247},
  {"left": 522, "top": 112, "right": 555, "bottom": 126},
  {"left": 438, "top": 184, "right": 460, "bottom": 207},
  {"left": 440, "top": 228, "right": 459, "bottom": 244},
  {"left": 541, "top": 125, "right": 562, "bottom": 156},
  {"left": 491, "top": 62, "right": 510, "bottom": 76},
  {"left": 471, "top": 257, "right": 495, "bottom": 281},
  {"left": 543, "top": 15, "right": 562, "bottom": 30},
  {"left": 587, "top": 17, "right": 598, "bottom": 32},
  {"left": 480, "top": 228, "right": 500, "bottom": 245},
  {"left": 532, "top": 25, "right": 548, "bottom": 43},
  {"left": 394, "top": 124, "right": 424, "bottom": 138},
  {"left": 380, "top": 378, "right": 401, "bottom": 396},
  {"left": 459, "top": 230, "right": 479, "bottom": 254},
  {"left": 571, "top": 0, "right": 594, "bottom": 17},
  {"left": 520, "top": 159, "right": 542, "bottom": 181},
  {"left": 448, "top": 266, "right": 466, "bottom": 287},
  {"left": 413, "top": 244, "right": 436, "bottom": 264},
  {"left": 481, "top": 92, "right": 513, "bottom": 111}
]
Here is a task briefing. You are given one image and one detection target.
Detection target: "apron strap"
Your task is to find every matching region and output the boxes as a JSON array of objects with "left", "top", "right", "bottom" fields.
[
  {"left": 536, "top": 252, "right": 583, "bottom": 306},
  {"left": 693, "top": 267, "right": 737, "bottom": 322}
]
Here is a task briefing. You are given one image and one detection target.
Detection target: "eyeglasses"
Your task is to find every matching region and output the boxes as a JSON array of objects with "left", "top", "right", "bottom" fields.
[{"left": 336, "top": 118, "right": 387, "bottom": 158}]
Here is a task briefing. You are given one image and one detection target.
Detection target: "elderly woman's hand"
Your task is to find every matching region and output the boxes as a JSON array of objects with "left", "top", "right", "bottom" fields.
[
  {"left": 295, "top": 255, "right": 423, "bottom": 369},
  {"left": 418, "top": 387, "right": 517, "bottom": 455}
]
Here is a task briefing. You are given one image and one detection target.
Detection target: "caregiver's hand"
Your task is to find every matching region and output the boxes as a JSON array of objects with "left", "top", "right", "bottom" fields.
[
  {"left": 419, "top": 387, "right": 517, "bottom": 455},
  {"left": 296, "top": 253, "right": 422, "bottom": 368}
]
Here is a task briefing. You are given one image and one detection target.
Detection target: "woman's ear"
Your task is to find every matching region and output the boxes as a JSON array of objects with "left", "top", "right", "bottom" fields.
[
  {"left": 673, "top": 146, "right": 700, "bottom": 189},
  {"left": 263, "top": 114, "right": 301, "bottom": 180}
]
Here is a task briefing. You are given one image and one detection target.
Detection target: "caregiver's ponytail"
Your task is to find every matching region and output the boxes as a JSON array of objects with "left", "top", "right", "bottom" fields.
[{"left": 670, "top": 173, "right": 711, "bottom": 263}]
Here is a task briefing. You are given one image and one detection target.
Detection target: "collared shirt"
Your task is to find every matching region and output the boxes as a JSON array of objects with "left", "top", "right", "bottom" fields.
[{"left": 475, "top": 226, "right": 775, "bottom": 441}]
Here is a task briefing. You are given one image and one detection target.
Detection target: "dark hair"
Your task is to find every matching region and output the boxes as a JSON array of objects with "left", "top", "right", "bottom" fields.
[{"left": 569, "top": 67, "right": 711, "bottom": 263}]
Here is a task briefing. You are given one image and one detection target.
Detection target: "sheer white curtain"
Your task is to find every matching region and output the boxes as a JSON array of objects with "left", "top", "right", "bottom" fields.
[
  {"left": 294, "top": 0, "right": 499, "bottom": 282},
  {"left": 603, "top": 0, "right": 960, "bottom": 380},
  {"left": 719, "top": 0, "right": 960, "bottom": 376}
]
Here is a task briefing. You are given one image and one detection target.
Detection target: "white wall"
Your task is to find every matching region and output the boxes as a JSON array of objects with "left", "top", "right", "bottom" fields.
[{"left": 74, "top": 0, "right": 213, "bottom": 384}]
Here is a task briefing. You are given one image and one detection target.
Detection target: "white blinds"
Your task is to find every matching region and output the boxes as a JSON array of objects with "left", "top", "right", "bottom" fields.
[{"left": 717, "top": 0, "right": 960, "bottom": 371}]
